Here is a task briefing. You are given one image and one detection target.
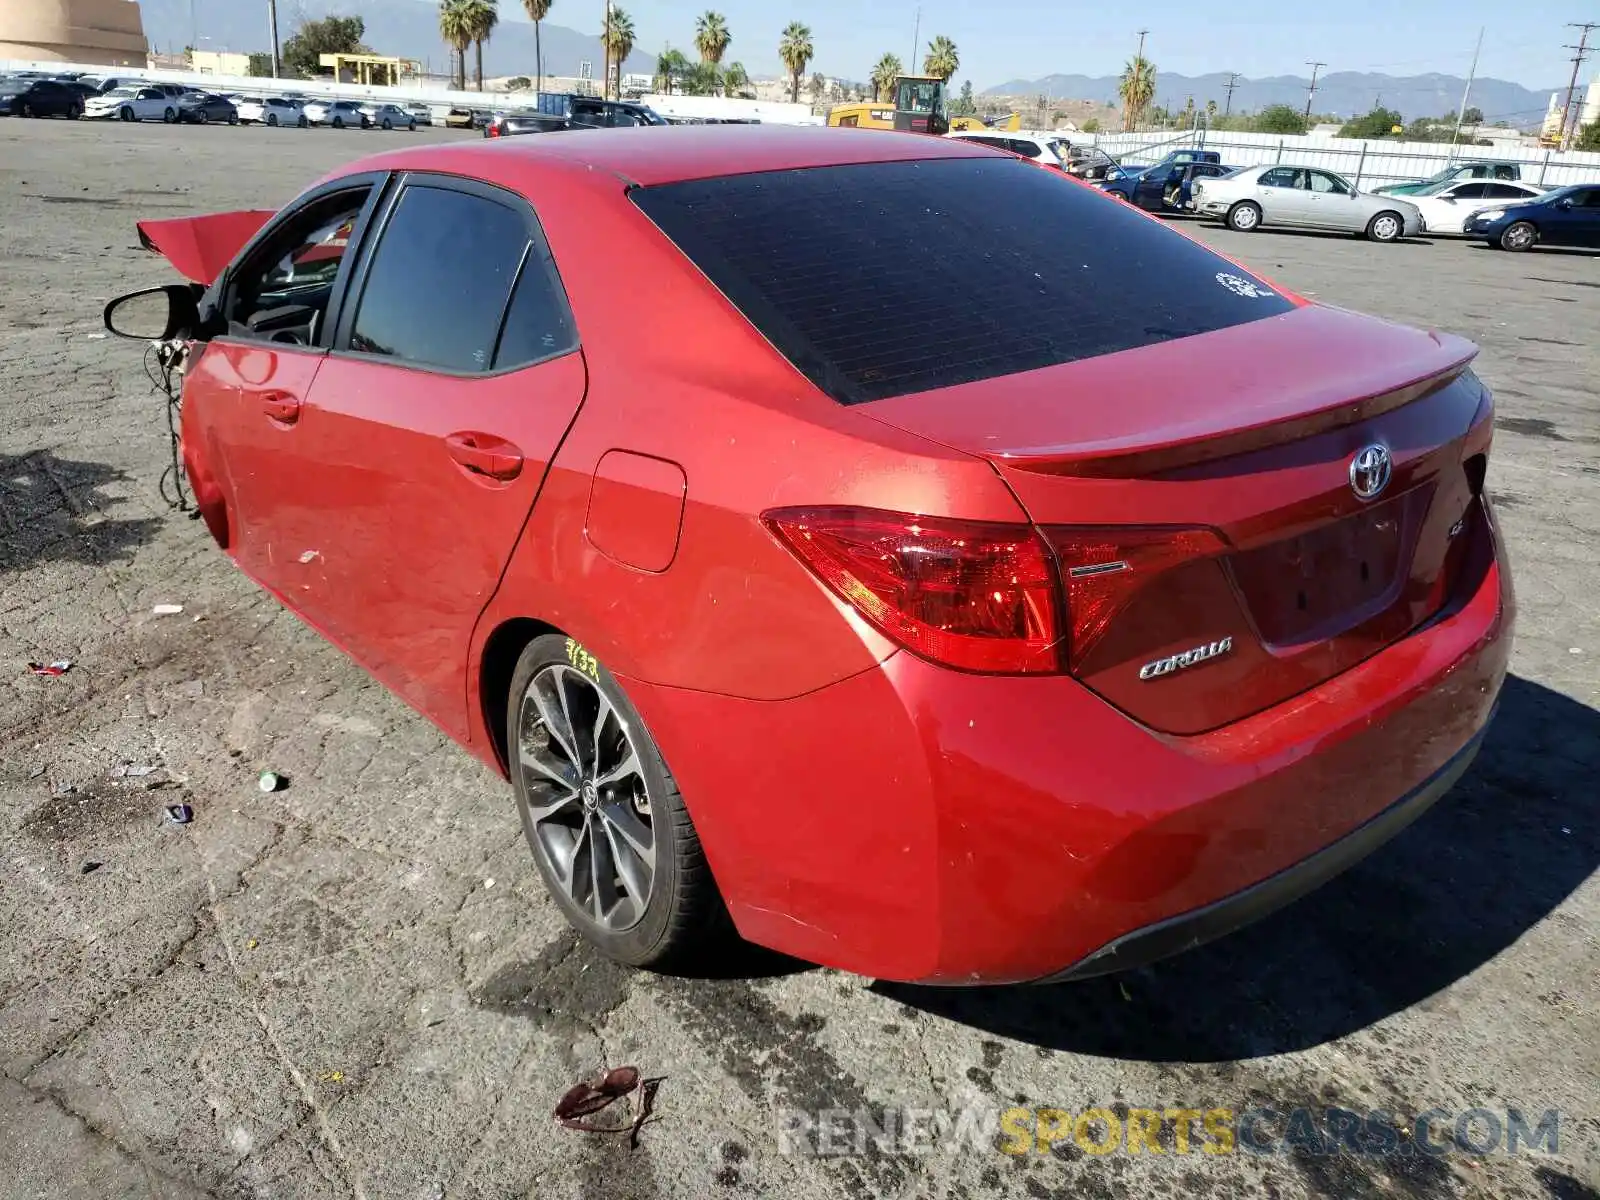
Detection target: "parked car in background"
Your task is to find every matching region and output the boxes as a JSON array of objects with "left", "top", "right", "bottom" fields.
[
  {"left": 946, "top": 130, "right": 1073, "bottom": 170},
  {"left": 1063, "top": 144, "right": 1119, "bottom": 181},
  {"left": 487, "top": 93, "right": 665, "bottom": 135},
  {"left": 84, "top": 75, "right": 142, "bottom": 93},
  {"left": 1373, "top": 161, "right": 1521, "bottom": 196},
  {"left": 83, "top": 85, "right": 176, "bottom": 123},
  {"left": 444, "top": 106, "right": 475, "bottom": 128},
  {"left": 1463, "top": 183, "right": 1600, "bottom": 251},
  {"left": 407, "top": 103, "right": 434, "bottom": 126},
  {"left": 177, "top": 92, "right": 239, "bottom": 125},
  {"left": 236, "top": 96, "right": 306, "bottom": 127},
  {"left": 1192, "top": 164, "right": 1422, "bottom": 241},
  {"left": 360, "top": 102, "right": 417, "bottom": 130},
  {"left": 111, "top": 127, "right": 1509, "bottom": 985},
  {"left": 1409, "top": 179, "right": 1547, "bottom": 234},
  {"left": 0, "top": 77, "right": 85, "bottom": 118},
  {"left": 1101, "top": 160, "right": 1237, "bottom": 211},
  {"left": 1107, "top": 148, "right": 1223, "bottom": 183},
  {"left": 303, "top": 99, "right": 370, "bottom": 128}
]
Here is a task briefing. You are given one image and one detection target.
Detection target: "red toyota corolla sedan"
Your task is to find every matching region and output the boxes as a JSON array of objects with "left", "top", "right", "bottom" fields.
[{"left": 106, "top": 126, "right": 1512, "bottom": 984}]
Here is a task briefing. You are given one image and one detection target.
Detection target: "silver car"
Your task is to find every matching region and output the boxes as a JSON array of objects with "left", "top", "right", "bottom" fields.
[{"left": 1192, "top": 164, "right": 1423, "bottom": 242}]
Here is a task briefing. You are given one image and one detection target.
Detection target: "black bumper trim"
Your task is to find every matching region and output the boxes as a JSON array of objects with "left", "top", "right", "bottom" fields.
[{"left": 1036, "top": 719, "right": 1491, "bottom": 983}]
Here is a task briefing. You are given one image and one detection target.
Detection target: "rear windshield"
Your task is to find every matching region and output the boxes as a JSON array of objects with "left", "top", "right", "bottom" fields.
[{"left": 632, "top": 157, "right": 1294, "bottom": 405}]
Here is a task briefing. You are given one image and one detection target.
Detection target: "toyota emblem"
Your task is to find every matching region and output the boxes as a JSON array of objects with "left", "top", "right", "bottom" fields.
[{"left": 1349, "top": 444, "right": 1393, "bottom": 501}]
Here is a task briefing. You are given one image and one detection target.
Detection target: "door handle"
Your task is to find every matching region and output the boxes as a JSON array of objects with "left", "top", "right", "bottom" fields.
[
  {"left": 254, "top": 390, "right": 301, "bottom": 424},
  {"left": 445, "top": 431, "right": 523, "bottom": 481}
]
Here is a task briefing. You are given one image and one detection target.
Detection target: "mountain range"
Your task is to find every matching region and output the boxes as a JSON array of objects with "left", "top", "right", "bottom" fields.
[
  {"left": 139, "top": 0, "right": 658, "bottom": 78},
  {"left": 982, "top": 71, "right": 1563, "bottom": 126}
]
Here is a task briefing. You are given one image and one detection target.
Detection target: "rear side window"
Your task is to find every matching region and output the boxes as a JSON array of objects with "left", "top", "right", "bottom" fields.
[
  {"left": 349, "top": 185, "right": 528, "bottom": 371},
  {"left": 632, "top": 158, "right": 1294, "bottom": 405}
]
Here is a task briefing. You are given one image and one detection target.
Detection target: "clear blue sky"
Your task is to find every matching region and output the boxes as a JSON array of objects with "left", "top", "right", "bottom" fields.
[{"left": 494, "top": 0, "right": 1589, "bottom": 90}]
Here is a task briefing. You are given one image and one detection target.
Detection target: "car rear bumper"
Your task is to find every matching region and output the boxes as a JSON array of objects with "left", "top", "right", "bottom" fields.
[
  {"left": 1034, "top": 718, "right": 1486, "bottom": 981},
  {"left": 622, "top": 501, "right": 1513, "bottom": 984}
]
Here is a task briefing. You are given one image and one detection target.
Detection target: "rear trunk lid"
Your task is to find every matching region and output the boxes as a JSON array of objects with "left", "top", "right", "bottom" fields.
[{"left": 864, "top": 304, "right": 1492, "bottom": 734}]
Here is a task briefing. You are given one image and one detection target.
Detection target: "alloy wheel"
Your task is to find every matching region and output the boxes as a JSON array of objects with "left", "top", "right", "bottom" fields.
[
  {"left": 1372, "top": 214, "right": 1400, "bottom": 241},
  {"left": 1502, "top": 222, "right": 1536, "bottom": 251},
  {"left": 517, "top": 663, "right": 656, "bottom": 932}
]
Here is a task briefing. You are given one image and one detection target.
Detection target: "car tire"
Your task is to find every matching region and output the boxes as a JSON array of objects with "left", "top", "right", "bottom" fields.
[
  {"left": 119, "top": 106, "right": 133, "bottom": 122},
  {"left": 21, "top": 103, "right": 34, "bottom": 118},
  {"left": 298, "top": 115, "right": 308, "bottom": 128},
  {"left": 228, "top": 113, "right": 237, "bottom": 125},
  {"left": 267, "top": 112, "right": 278, "bottom": 127},
  {"left": 1226, "top": 201, "right": 1262, "bottom": 232},
  {"left": 1367, "top": 211, "right": 1404, "bottom": 242},
  {"left": 381, "top": 117, "right": 392, "bottom": 130},
  {"left": 1499, "top": 221, "right": 1537, "bottom": 252},
  {"left": 407, "top": 120, "right": 416, "bottom": 131},
  {"left": 69, "top": 104, "right": 82, "bottom": 120},
  {"left": 162, "top": 107, "right": 176, "bottom": 123},
  {"left": 194, "top": 108, "right": 208, "bottom": 124},
  {"left": 507, "top": 634, "right": 734, "bottom": 970}
]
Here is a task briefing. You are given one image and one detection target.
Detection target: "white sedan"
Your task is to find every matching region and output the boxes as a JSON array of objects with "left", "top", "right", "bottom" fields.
[
  {"left": 1406, "top": 179, "right": 1548, "bottom": 234},
  {"left": 83, "top": 85, "right": 178, "bottom": 123},
  {"left": 236, "top": 96, "right": 307, "bottom": 127},
  {"left": 1191, "top": 164, "right": 1423, "bottom": 242}
]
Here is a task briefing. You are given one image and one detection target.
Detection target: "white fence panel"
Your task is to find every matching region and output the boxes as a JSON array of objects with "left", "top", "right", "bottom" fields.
[{"left": 1086, "top": 128, "right": 1600, "bottom": 189}]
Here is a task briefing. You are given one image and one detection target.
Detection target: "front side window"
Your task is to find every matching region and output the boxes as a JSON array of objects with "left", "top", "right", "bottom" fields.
[
  {"left": 1569, "top": 187, "right": 1600, "bottom": 208},
  {"left": 227, "top": 188, "right": 371, "bottom": 341},
  {"left": 346, "top": 184, "right": 545, "bottom": 372}
]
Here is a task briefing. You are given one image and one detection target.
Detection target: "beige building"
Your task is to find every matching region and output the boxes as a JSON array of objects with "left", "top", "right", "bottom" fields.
[
  {"left": 0, "top": 0, "right": 147, "bottom": 67},
  {"left": 190, "top": 49, "right": 251, "bottom": 77}
]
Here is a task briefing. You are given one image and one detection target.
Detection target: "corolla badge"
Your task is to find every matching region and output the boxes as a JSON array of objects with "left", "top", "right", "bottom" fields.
[
  {"left": 1349, "top": 444, "right": 1393, "bottom": 501},
  {"left": 1139, "top": 637, "right": 1234, "bottom": 681}
]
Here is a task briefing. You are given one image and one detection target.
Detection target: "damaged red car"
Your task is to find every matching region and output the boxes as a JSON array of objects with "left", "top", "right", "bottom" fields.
[{"left": 105, "top": 126, "right": 1512, "bottom": 984}]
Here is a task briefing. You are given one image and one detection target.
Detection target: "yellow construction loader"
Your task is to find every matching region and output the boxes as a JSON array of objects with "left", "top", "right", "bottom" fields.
[{"left": 826, "top": 77, "right": 1021, "bottom": 135}]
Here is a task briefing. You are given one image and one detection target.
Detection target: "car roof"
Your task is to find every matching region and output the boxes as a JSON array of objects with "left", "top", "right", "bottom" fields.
[{"left": 333, "top": 124, "right": 996, "bottom": 188}]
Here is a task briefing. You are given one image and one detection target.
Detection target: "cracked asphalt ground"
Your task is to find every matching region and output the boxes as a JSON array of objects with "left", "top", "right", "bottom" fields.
[{"left": 1, "top": 118, "right": 1597, "bottom": 1200}]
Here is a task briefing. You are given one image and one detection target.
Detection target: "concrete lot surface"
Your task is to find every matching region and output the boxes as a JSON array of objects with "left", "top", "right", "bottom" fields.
[{"left": 1, "top": 119, "right": 1596, "bottom": 1200}]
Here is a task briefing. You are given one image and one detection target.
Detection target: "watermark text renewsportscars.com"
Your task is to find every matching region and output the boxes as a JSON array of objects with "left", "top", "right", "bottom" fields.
[{"left": 775, "top": 1104, "right": 1562, "bottom": 1159}]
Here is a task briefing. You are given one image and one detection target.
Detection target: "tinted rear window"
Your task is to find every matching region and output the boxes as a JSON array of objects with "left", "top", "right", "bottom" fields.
[{"left": 632, "top": 157, "right": 1294, "bottom": 404}]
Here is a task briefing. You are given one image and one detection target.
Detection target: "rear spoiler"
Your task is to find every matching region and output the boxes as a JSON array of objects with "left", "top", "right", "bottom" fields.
[{"left": 136, "top": 209, "right": 277, "bottom": 285}]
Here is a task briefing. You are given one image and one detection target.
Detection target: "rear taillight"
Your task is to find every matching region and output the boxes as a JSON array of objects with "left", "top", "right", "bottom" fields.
[
  {"left": 1046, "top": 528, "right": 1227, "bottom": 672},
  {"left": 765, "top": 508, "right": 1226, "bottom": 676},
  {"left": 764, "top": 508, "right": 1061, "bottom": 673}
]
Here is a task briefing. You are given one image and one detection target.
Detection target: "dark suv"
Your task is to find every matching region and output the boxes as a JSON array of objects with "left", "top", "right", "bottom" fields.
[{"left": 484, "top": 93, "right": 666, "bottom": 137}]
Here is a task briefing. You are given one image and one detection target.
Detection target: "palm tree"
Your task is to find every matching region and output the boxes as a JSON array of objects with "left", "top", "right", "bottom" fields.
[
  {"left": 459, "top": 0, "right": 497, "bottom": 91},
  {"left": 601, "top": 7, "right": 634, "bottom": 100},
  {"left": 871, "top": 53, "right": 902, "bottom": 103},
  {"left": 1205, "top": 97, "right": 1217, "bottom": 124},
  {"left": 521, "top": 0, "right": 551, "bottom": 94},
  {"left": 723, "top": 61, "right": 750, "bottom": 96},
  {"left": 438, "top": 0, "right": 473, "bottom": 90},
  {"left": 695, "top": 11, "right": 731, "bottom": 64},
  {"left": 778, "top": 22, "right": 813, "bottom": 104},
  {"left": 1118, "top": 55, "right": 1156, "bottom": 131},
  {"left": 922, "top": 35, "right": 957, "bottom": 83},
  {"left": 682, "top": 60, "right": 723, "bottom": 95},
  {"left": 655, "top": 47, "right": 690, "bottom": 93}
]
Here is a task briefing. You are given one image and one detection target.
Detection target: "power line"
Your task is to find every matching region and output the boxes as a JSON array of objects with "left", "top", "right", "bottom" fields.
[
  {"left": 1223, "top": 71, "right": 1240, "bottom": 117},
  {"left": 1304, "top": 60, "right": 1326, "bottom": 120},
  {"left": 1557, "top": 22, "right": 1596, "bottom": 149}
]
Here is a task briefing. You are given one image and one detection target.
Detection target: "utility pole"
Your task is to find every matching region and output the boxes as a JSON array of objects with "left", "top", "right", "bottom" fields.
[
  {"left": 910, "top": 6, "right": 921, "bottom": 77},
  {"left": 266, "top": 0, "right": 280, "bottom": 76},
  {"left": 1558, "top": 23, "right": 1597, "bottom": 150},
  {"left": 1449, "top": 27, "right": 1484, "bottom": 157},
  {"left": 1223, "top": 71, "right": 1240, "bottom": 118},
  {"left": 1303, "top": 61, "right": 1326, "bottom": 122},
  {"left": 1135, "top": 28, "right": 1148, "bottom": 62}
]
